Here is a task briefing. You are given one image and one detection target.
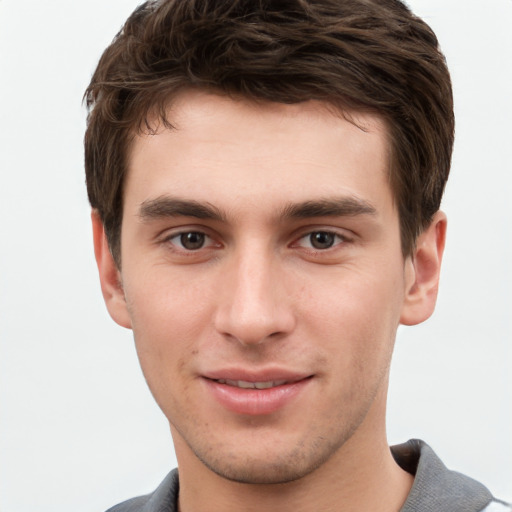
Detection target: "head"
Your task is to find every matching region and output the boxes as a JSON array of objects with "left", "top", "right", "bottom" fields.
[
  {"left": 85, "top": 0, "right": 453, "bottom": 489},
  {"left": 84, "top": 0, "right": 454, "bottom": 267}
]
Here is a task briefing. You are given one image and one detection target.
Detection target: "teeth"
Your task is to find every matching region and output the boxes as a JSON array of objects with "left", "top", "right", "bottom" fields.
[
  {"left": 237, "top": 380, "right": 256, "bottom": 389},
  {"left": 216, "top": 379, "right": 287, "bottom": 389},
  {"left": 254, "top": 381, "right": 274, "bottom": 389}
]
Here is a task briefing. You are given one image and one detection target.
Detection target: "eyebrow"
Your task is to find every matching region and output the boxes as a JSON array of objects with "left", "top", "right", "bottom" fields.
[
  {"left": 138, "top": 196, "right": 377, "bottom": 222},
  {"left": 139, "top": 197, "right": 226, "bottom": 221},
  {"left": 280, "top": 197, "right": 377, "bottom": 219}
]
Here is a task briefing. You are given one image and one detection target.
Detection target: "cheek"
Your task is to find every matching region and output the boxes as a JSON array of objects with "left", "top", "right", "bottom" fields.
[
  {"left": 300, "top": 267, "right": 404, "bottom": 367},
  {"left": 306, "top": 278, "right": 402, "bottom": 431},
  {"left": 127, "top": 267, "right": 214, "bottom": 333},
  {"left": 124, "top": 272, "right": 215, "bottom": 392}
]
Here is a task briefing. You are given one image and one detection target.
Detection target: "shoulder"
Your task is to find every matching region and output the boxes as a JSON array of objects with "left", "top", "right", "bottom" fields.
[
  {"left": 105, "top": 469, "right": 179, "bottom": 512},
  {"left": 106, "top": 495, "right": 151, "bottom": 512},
  {"left": 481, "top": 501, "right": 512, "bottom": 512},
  {"left": 392, "top": 439, "right": 511, "bottom": 512}
]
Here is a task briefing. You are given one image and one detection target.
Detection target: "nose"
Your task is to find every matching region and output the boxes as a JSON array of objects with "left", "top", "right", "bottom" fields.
[{"left": 213, "top": 245, "right": 296, "bottom": 346}]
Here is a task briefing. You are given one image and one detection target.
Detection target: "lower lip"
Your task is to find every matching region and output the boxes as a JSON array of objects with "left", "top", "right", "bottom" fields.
[{"left": 203, "top": 378, "right": 311, "bottom": 416}]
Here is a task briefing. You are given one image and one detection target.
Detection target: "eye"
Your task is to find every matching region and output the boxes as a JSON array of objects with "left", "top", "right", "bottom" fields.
[
  {"left": 297, "top": 231, "right": 345, "bottom": 250},
  {"left": 167, "top": 231, "right": 212, "bottom": 251}
]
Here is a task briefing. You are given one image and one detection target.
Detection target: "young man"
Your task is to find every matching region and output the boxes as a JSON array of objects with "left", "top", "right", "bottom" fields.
[{"left": 84, "top": 1, "right": 510, "bottom": 510}]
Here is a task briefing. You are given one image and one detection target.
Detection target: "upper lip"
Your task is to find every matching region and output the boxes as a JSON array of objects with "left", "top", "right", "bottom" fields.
[{"left": 202, "top": 368, "right": 312, "bottom": 384}]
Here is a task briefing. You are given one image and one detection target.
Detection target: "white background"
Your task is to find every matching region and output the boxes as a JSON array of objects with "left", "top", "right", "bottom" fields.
[{"left": 0, "top": 1, "right": 510, "bottom": 510}]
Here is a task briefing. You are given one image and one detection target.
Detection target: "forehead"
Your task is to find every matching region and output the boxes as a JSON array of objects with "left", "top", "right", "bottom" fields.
[{"left": 125, "top": 91, "right": 392, "bottom": 219}]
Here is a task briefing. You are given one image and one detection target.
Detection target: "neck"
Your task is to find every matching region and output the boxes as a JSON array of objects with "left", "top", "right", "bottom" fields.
[{"left": 174, "top": 387, "right": 413, "bottom": 512}]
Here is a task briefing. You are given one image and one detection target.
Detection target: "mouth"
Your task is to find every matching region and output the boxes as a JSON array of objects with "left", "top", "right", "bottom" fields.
[
  {"left": 203, "top": 374, "right": 313, "bottom": 415},
  {"left": 214, "top": 379, "right": 289, "bottom": 389}
]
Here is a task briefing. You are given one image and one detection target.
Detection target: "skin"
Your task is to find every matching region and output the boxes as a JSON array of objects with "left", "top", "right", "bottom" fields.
[{"left": 93, "top": 91, "right": 446, "bottom": 512}]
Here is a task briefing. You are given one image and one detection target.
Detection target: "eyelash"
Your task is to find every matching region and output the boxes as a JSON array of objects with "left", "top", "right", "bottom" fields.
[
  {"left": 163, "top": 231, "right": 218, "bottom": 252},
  {"left": 293, "top": 230, "right": 349, "bottom": 252},
  {"left": 161, "top": 228, "right": 351, "bottom": 255}
]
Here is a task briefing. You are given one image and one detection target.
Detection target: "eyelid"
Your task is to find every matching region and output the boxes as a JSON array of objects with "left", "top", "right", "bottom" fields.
[
  {"left": 291, "top": 226, "right": 353, "bottom": 247},
  {"left": 297, "top": 232, "right": 346, "bottom": 250},
  {"left": 158, "top": 226, "right": 222, "bottom": 252}
]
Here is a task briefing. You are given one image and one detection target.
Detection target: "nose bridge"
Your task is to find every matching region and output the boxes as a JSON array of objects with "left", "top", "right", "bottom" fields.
[{"left": 214, "top": 239, "right": 294, "bottom": 345}]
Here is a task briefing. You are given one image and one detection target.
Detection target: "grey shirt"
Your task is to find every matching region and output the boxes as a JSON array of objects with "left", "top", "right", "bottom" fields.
[
  {"left": 391, "top": 440, "right": 510, "bottom": 511},
  {"left": 106, "top": 439, "right": 510, "bottom": 512}
]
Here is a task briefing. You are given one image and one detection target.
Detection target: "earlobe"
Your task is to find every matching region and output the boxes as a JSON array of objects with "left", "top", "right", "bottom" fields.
[
  {"left": 400, "top": 211, "right": 447, "bottom": 326},
  {"left": 91, "top": 211, "right": 132, "bottom": 329}
]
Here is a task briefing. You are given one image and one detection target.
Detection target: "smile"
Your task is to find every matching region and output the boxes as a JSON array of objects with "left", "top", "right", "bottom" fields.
[
  {"left": 215, "top": 379, "right": 288, "bottom": 389},
  {"left": 204, "top": 375, "right": 312, "bottom": 415}
]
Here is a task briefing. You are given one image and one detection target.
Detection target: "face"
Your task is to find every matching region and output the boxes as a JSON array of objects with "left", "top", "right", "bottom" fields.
[{"left": 101, "top": 91, "right": 425, "bottom": 484}]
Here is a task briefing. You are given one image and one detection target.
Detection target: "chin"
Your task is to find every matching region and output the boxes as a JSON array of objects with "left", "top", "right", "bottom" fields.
[
  {"left": 192, "top": 432, "right": 347, "bottom": 485},
  {"left": 201, "top": 457, "right": 320, "bottom": 485}
]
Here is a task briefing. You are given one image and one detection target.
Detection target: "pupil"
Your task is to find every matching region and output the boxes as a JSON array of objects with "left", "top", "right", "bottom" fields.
[
  {"left": 181, "top": 232, "right": 205, "bottom": 250},
  {"left": 311, "top": 232, "right": 335, "bottom": 249}
]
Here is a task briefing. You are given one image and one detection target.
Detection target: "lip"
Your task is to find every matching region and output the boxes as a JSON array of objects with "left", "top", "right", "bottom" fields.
[{"left": 202, "top": 369, "right": 313, "bottom": 416}]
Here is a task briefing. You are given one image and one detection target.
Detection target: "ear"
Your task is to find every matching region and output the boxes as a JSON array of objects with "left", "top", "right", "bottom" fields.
[
  {"left": 400, "top": 211, "right": 447, "bottom": 326},
  {"left": 91, "top": 210, "right": 132, "bottom": 329}
]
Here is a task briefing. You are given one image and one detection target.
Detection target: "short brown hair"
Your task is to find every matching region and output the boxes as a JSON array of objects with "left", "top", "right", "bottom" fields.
[{"left": 84, "top": 0, "right": 454, "bottom": 265}]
